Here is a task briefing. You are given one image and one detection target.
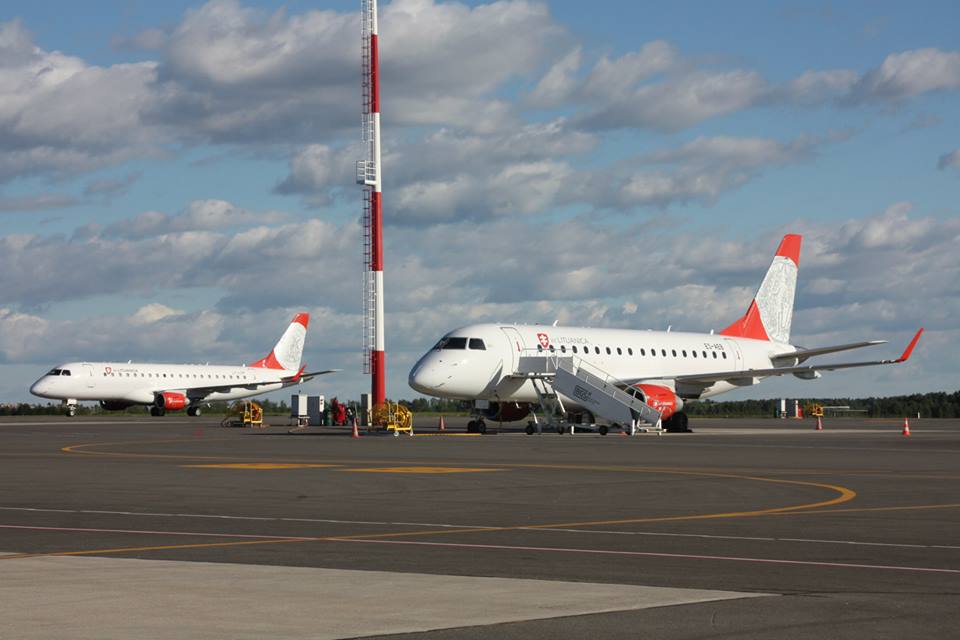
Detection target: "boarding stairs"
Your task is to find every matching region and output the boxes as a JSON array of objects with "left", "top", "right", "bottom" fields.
[{"left": 513, "top": 352, "right": 663, "bottom": 434}]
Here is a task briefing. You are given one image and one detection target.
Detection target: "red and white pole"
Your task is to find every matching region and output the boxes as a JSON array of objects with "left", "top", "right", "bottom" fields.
[
  {"left": 359, "top": 0, "right": 385, "bottom": 406},
  {"left": 369, "top": 0, "right": 385, "bottom": 406}
]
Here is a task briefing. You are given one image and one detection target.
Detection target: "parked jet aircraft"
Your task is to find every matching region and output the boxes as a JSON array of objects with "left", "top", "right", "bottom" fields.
[
  {"left": 30, "top": 313, "right": 335, "bottom": 416},
  {"left": 409, "top": 235, "right": 923, "bottom": 433}
]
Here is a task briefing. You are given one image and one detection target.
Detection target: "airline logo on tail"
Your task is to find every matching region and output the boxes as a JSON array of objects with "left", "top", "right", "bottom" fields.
[
  {"left": 249, "top": 313, "right": 309, "bottom": 371},
  {"left": 721, "top": 234, "right": 800, "bottom": 344}
]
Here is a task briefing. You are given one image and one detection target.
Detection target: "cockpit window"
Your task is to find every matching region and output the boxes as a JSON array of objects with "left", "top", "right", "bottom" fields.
[
  {"left": 48, "top": 369, "right": 62, "bottom": 376},
  {"left": 435, "top": 337, "right": 468, "bottom": 350},
  {"left": 468, "top": 338, "right": 486, "bottom": 350},
  {"left": 62, "top": 369, "right": 71, "bottom": 376}
]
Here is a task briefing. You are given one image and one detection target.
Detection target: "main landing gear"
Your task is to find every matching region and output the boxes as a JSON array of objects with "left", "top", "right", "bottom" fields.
[
  {"left": 662, "top": 412, "right": 691, "bottom": 433},
  {"left": 187, "top": 406, "right": 202, "bottom": 417},
  {"left": 466, "top": 419, "right": 487, "bottom": 434},
  {"left": 150, "top": 406, "right": 165, "bottom": 417}
]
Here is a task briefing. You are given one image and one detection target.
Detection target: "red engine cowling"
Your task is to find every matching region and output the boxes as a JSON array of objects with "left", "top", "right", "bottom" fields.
[
  {"left": 482, "top": 402, "right": 531, "bottom": 422},
  {"left": 156, "top": 392, "right": 188, "bottom": 411},
  {"left": 633, "top": 384, "right": 683, "bottom": 420}
]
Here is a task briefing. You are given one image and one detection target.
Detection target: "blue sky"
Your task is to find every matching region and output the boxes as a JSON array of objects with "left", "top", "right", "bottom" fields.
[{"left": 1, "top": 0, "right": 958, "bottom": 404}]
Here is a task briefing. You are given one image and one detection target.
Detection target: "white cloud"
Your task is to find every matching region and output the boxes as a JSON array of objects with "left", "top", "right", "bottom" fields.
[
  {"left": 103, "top": 199, "right": 288, "bottom": 239},
  {"left": 850, "top": 48, "right": 960, "bottom": 102},
  {"left": 938, "top": 149, "right": 960, "bottom": 170}
]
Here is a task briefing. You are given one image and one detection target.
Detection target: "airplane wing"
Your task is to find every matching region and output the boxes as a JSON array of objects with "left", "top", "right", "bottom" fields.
[
  {"left": 294, "top": 369, "right": 340, "bottom": 383},
  {"left": 771, "top": 340, "right": 887, "bottom": 365},
  {"left": 176, "top": 369, "right": 340, "bottom": 399},
  {"left": 672, "top": 329, "right": 922, "bottom": 386}
]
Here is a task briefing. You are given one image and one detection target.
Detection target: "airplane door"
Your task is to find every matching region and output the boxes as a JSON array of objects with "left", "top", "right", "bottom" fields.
[
  {"left": 723, "top": 339, "right": 744, "bottom": 372},
  {"left": 500, "top": 327, "right": 525, "bottom": 373},
  {"left": 82, "top": 364, "right": 96, "bottom": 388}
]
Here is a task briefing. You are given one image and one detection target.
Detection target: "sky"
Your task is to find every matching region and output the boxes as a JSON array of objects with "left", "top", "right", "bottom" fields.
[{"left": 1, "top": 0, "right": 958, "bottom": 404}]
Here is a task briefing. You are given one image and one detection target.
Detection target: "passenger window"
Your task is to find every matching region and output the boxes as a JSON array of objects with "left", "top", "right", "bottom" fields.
[
  {"left": 468, "top": 338, "right": 486, "bottom": 350},
  {"left": 640, "top": 348, "right": 646, "bottom": 356},
  {"left": 692, "top": 350, "right": 697, "bottom": 358},
  {"left": 560, "top": 345, "right": 566, "bottom": 353},
  {"left": 722, "top": 352, "right": 727, "bottom": 359},
  {"left": 702, "top": 351, "right": 707, "bottom": 358},
  {"left": 651, "top": 349, "right": 656, "bottom": 357},
  {"left": 616, "top": 347, "right": 622, "bottom": 355},
  {"left": 628, "top": 348, "right": 633, "bottom": 356},
  {"left": 661, "top": 349, "right": 667, "bottom": 357},
  {"left": 671, "top": 350, "right": 677, "bottom": 357},
  {"left": 549, "top": 346, "right": 555, "bottom": 353},
  {"left": 537, "top": 345, "right": 543, "bottom": 352},
  {"left": 713, "top": 351, "right": 718, "bottom": 359},
  {"left": 572, "top": 346, "right": 578, "bottom": 354},
  {"left": 682, "top": 350, "right": 687, "bottom": 357},
  {"left": 605, "top": 347, "right": 611, "bottom": 355},
  {"left": 595, "top": 347, "right": 600, "bottom": 354}
]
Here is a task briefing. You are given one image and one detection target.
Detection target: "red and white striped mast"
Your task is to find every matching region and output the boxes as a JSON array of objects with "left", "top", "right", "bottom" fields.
[{"left": 357, "top": 0, "right": 385, "bottom": 406}]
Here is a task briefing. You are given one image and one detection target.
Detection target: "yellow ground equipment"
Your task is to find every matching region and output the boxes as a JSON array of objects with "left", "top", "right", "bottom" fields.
[
  {"left": 805, "top": 403, "right": 824, "bottom": 418},
  {"left": 371, "top": 402, "right": 414, "bottom": 436},
  {"left": 221, "top": 401, "right": 264, "bottom": 428}
]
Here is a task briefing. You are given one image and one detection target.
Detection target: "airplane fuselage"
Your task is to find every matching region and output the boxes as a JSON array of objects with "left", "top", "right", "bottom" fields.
[
  {"left": 30, "top": 361, "right": 293, "bottom": 406},
  {"left": 409, "top": 323, "right": 795, "bottom": 403}
]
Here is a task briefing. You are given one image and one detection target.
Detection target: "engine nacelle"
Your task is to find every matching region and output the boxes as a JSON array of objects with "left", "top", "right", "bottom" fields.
[
  {"left": 793, "top": 370, "right": 822, "bottom": 380},
  {"left": 481, "top": 402, "right": 532, "bottom": 422},
  {"left": 155, "top": 392, "right": 188, "bottom": 411},
  {"left": 633, "top": 384, "right": 684, "bottom": 420},
  {"left": 100, "top": 400, "right": 134, "bottom": 411}
]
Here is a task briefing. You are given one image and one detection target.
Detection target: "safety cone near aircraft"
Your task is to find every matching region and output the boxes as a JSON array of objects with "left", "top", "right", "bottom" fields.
[
  {"left": 352, "top": 416, "right": 361, "bottom": 439},
  {"left": 902, "top": 418, "right": 911, "bottom": 436},
  {"left": 438, "top": 415, "right": 446, "bottom": 432},
  {"left": 816, "top": 416, "right": 823, "bottom": 431}
]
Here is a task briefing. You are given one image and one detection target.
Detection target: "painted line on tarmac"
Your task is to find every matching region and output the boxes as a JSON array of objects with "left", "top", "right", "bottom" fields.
[
  {"left": 334, "top": 538, "right": 960, "bottom": 575},
  {"left": 0, "top": 506, "right": 489, "bottom": 529},
  {"left": 533, "top": 527, "right": 960, "bottom": 550},
  {"left": 0, "top": 523, "right": 307, "bottom": 540},
  {"left": 0, "top": 538, "right": 311, "bottom": 562}
]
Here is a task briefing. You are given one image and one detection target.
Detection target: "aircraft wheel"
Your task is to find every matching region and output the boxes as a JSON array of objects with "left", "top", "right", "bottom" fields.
[
  {"left": 556, "top": 425, "right": 565, "bottom": 435},
  {"left": 675, "top": 412, "right": 690, "bottom": 432},
  {"left": 187, "top": 406, "right": 201, "bottom": 417},
  {"left": 66, "top": 406, "right": 76, "bottom": 418},
  {"left": 150, "top": 406, "right": 165, "bottom": 417},
  {"left": 598, "top": 424, "right": 608, "bottom": 436},
  {"left": 478, "top": 421, "right": 487, "bottom": 434},
  {"left": 525, "top": 423, "right": 535, "bottom": 435}
]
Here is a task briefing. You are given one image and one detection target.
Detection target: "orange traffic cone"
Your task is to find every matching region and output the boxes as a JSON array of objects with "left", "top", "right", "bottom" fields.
[
  {"left": 352, "top": 417, "right": 360, "bottom": 439},
  {"left": 902, "top": 418, "right": 911, "bottom": 437},
  {"left": 438, "top": 415, "right": 446, "bottom": 432},
  {"left": 815, "top": 416, "right": 823, "bottom": 431}
]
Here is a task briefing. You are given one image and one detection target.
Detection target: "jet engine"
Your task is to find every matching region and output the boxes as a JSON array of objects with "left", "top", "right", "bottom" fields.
[
  {"left": 631, "top": 384, "right": 684, "bottom": 421},
  {"left": 481, "top": 401, "right": 532, "bottom": 422},
  {"left": 99, "top": 400, "right": 134, "bottom": 411},
  {"left": 155, "top": 392, "right": 188, "bottom": 411}
]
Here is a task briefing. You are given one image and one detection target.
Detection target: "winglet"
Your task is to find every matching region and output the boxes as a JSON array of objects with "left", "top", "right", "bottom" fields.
[{"left": 896, "top": 328, "right": 924, "bottom": 362}]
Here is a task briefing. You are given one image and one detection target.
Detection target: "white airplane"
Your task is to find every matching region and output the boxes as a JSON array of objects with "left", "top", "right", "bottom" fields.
[
  {"left": 409, "top": 235, "right": 923, "bottom": 433},
  {"left": 30, "top": 313, "right": 336, "bottom": 417}
]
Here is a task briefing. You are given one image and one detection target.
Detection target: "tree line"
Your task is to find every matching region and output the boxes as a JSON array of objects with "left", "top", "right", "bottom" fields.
[{"left": 3, "top": 391, "right": 956, "bottom": 418}]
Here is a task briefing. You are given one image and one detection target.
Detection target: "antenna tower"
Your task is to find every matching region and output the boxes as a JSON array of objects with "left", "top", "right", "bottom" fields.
[{"left": 357, "top": 0, "right": 385, "bottom": 405}]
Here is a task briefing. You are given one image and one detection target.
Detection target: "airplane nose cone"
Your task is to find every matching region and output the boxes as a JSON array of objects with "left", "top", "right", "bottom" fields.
[
  {"left": 408, "top": 363, "right": 444, "bottom": 395},
  {"left": 30, "top": 379, "right": 49, "bottom": 398}
]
